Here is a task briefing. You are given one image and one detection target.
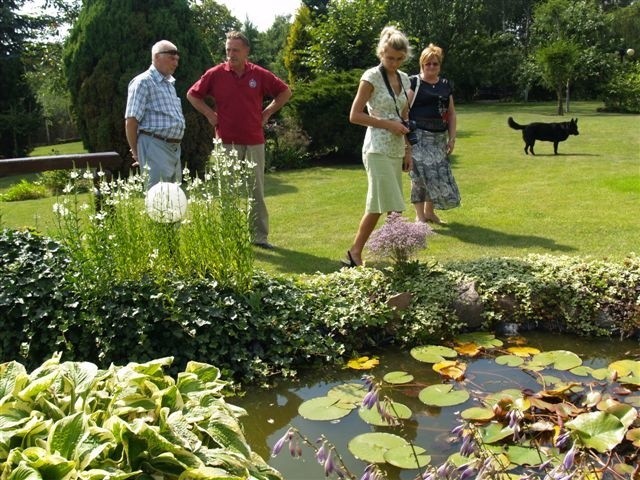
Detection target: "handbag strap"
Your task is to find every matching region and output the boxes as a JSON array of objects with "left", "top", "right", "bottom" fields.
[{"left": 409, "top": 75, "right": 421, "bottom": 108}]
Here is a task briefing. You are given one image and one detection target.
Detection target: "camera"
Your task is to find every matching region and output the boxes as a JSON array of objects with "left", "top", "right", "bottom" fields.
[{"left": 403, "top": 119, "right": 419, "bottom": 146}]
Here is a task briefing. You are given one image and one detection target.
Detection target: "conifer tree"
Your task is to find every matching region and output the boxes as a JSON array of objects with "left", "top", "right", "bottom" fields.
[{"left": 63, "top": 0, "right": 213, "bottom": 174}]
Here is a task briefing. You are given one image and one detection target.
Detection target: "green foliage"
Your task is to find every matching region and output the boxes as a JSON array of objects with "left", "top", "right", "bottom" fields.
[
  {"left": 0, "top": 354, "right": 282, "bottom": 480},
  {"left": 602, "top": 61, "right": 640, "bottom": 113},
  {"left": 287, "top": 69, "right": 364, "bottom": 158},
  {"left": 306, "top": 0, "right": 387, "bottom": 73},
  {"left": 2, "top": 227, "right": 638, "bottom": 385},
  {"left": 189, "top": 0, "right": 240, "bottom": 63},
  {"left": 535, "top": 39, "right": 580, "bottom": 114},
  {"left": 38, "top": 169, "right": 91, "bottom": 194},
  {"left": 63, "top": 0, "right": 213, "bottom": 173},
  {"left": 283, "top": 4, "right": 315, "bottom": 84},
  {"left": 0, "top": 179, "right": 48, "bottom": 201},
  {"left": 265, "top": 117, "right": 311, "bottom": 170}
]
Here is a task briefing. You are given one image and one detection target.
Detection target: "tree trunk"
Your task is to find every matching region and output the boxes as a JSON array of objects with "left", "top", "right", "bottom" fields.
[{"left": 556, "top": 85, "right": 564, "bottom": 115}]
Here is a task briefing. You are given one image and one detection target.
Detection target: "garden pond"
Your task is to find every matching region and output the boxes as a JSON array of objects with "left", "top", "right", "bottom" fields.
[{"left": 233, "top": 332, "right": 640, "bottom": 480}]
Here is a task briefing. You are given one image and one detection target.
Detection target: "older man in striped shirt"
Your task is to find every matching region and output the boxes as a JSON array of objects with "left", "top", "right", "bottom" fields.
[{"left": 125, "top": 40, "right": 185, "bottom": 188}]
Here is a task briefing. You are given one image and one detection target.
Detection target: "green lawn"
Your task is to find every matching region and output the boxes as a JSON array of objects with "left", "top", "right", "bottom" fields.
[{"left": 1, "top": 103, "right": 638, "bottom": 275}]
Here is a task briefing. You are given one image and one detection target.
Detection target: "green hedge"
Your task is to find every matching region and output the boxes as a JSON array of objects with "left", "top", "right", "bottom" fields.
[{"left": 1, "top": 229, "right": 638, "bottom": 385}]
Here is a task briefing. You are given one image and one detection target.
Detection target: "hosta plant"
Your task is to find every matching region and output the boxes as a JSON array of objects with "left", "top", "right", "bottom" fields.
[{"left": 0, "top": 354, "right": 282, "bottom": 480}]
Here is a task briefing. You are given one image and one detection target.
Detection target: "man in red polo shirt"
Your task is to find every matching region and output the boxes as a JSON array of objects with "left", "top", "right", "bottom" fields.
[{"left": 187, "top": 31, "right": 292, "bottom": 250}]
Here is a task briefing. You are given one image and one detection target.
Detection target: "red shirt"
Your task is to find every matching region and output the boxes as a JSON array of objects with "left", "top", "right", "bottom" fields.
[{"left": 188, "top": 61, "right": 289, "bottom": 145}]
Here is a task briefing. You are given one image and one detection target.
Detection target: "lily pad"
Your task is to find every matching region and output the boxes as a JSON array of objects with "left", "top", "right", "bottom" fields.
[
  {"left": 481, "top": 422, "right": 515, "bottom": 443},
  {"left": 418, "top": 384, "right": 469, "bottom": 407},
  {"left": 502, "top": 445, "right": 548, "bottom": 466},
  {"left": 609, "top": 359, "right": 640, "bottom": 377},
  {"left": 383, "top": 371, "right": 414, "bottom": 384},
  {"left": 529, "top": 350, "right": 582, "bottom": 371},
  {"left": 495, "top": 355, "right": 524, "bottom": 367},
  {"left": 566, "top": 411, "right": 626, "bottom": 453},
  {"left": 348, "top": 432, "right": 408, "bottom": 463},
  {"left": 433, "top": 361, "right": 466, "bottom": 380},
  {"left": 626, "top": 427, "right": 640, "bottom": 447},
  {"left": 410, "top": 345, "right": 457, "bottom": 364},
  {"left": 347, "top": 356, "right": 379, "bottom": 370},
  {"left": 506, "top": 346, "right": 540, "bottom": 357},
  {"left": 484, "top": 389, "right": 524, "bottom": 407},
  {"left": 358, "top": 402, "right": 412, "bottom": 426},
  {"left": 383, "top": 445, "right": 431, "bottom": 469},
  {"left": 460, "top": 407, "right": 494, "bottom": 421},
  {"left": 327, "top": 383, "right": 367, "bottom": 405},
  {"left": 298, "top": 396, "right": 354, "bottom": 421},
  {"left": 455, "top": 332, "right": 503, "bottom": 348}
]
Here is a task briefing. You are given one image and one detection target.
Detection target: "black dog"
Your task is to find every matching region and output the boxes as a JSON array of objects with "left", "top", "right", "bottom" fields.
[{"left": 508, "top": 117, "right": 579, "bottom": 155}]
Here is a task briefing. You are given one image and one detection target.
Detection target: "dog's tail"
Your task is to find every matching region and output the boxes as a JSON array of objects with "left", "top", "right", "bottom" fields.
[{"left": 508, "top": 117, "right": 525, "bottom": 130}]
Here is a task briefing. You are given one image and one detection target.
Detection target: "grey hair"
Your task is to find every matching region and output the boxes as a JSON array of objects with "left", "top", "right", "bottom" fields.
[
  {"left": 376, "top": 26, "right": 412, "bottom": 60},
  {"left": 151, "top": 40, "right": 177, "bottom": 61}
]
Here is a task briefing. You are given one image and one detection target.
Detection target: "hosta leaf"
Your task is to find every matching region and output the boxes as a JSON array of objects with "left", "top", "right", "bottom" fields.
[
  {"left": 327, "top": 383, "right": 367, "bottom": 405},
  {"left": 199, "top": 410, "right": 251, "bottom": 458},
  {"left": 566, "top": 411, "right": 626, "bottom": 453},
  {"left": 0, "top": 361, "right": 27, "bottom": 402},
  {"left": 455, "top": 332, "right": 503, "bottom": 348},
  {"left": 184, "top": 362, "right": 222, "bottom": 386},
  {"left": 48, "top": 412, "right": 86, "bottom": 460},
  {"left": 410, "top": 345, "right": 457, "bottom": 364},
  {"left": 78, "top": 469, "right": 140, "bottom": 480},
  {"left": 6, "top": 463, "right": 42, "bottom": 480},
  {"left": 178, "top": 466, "right": 244, "bottom": 480},
  {"left": 0, "top": 404, "right": 31, "bottom": 429},
  {"left": 346, "top": 356, "right": 379, "bottom": 370},
  {"left": 358, "top": 402, "right": 412, "bottom": 426},
  {"left": 18, "top": 371, "right": 59, "bottom": 401},
  {"left": 382, "top": 371, "right": 414, "bottom": 384},
  {"left": 348, "top": 432, "right": 408, "bottom": 463},
  {"left": 418, "top": 384, "right": 469, "bottom": 407},
  {"left": 530, "top": 351, "right": 582, "bottom": 371},
  {"left": 297, "top": 396, "right": 354, "bottom": 421},
  {"left": 60, "top": 362, "right": 99, "bottom": 395},
  {"left": 495, "top": 355, "right": 524, "bottom": 367},
  {"left": 383, "top": 445, "right": 431, "bottom": 469},
  {"left": 20, "top": 448, "right": 76, "bottom": 480}
]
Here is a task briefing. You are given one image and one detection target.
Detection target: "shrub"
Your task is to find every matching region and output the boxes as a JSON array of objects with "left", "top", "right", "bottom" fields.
[
  {"left": 0, "top": 179, "right": 48, "bottom": 201},
  {"left": 38, "top": 168, "right": 92, "bottom": 194},
  {"left": 287, "top": 69, "right": 365, "bottom": 159},
  {"left": 265, "top": 116, "right": 312, "bottom": 170},
  {"left": 601, "top": 61, "right": 640, "bottom": 113}
]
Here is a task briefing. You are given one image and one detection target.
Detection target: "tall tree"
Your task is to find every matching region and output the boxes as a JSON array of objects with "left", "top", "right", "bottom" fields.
[
  {"left": 64, "top": 0, "right": 213, "bottom": 174},
  {"left": 189, "top": 0, "right": 240, "bottom": 63},
  {"left": 0, "top": 0, "right": 43, "bottom": 158},
  {"left": 284, "top": 5, "right": 315, "bottom": 84}
]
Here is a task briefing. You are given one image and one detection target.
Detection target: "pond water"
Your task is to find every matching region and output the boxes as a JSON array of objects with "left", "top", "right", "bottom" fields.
[{"left": 233, "top": 332, "right": 640, "bottom": 480}]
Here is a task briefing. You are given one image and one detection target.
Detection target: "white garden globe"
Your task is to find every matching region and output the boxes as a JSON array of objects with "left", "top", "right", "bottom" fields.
[
  {"left": 627, "top": 48, "right": 635, "bottom": 58},
  {"left": 145, "top": 182, "right": 187, "bottom": 223}
]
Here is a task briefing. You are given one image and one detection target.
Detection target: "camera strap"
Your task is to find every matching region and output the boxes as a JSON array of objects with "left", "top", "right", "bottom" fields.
[{"left": 378, "top": 64, "right": 408, "bottom": 120}]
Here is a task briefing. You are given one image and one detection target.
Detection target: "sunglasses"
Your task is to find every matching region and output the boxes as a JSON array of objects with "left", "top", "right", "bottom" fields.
[
  {"left": 159, "top": 50, "right": 180, "bottom": 56},
  {"left": 423, "top": 62, "right": 440, "bottom": 67}
]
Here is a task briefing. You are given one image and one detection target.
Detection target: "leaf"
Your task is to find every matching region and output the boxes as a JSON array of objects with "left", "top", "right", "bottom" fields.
[
  {"left": 529, "top": 350, "right": 582, "bottom": 371},
  {"left": 48, "top": 412, "right": 86, "bottom": 460},
  {"left": 461, "top": 407, "right": 494, "bottom": 421},
  {"left": 17, "top": 370, "right": 59, "bottom": 401},
  {"left": 346, "top": 356, "right": 379, "bottom": 370},
  {"left": 433, "top": 361, "right": 466, "bottom": 381},
  {"left": 454, "top": 343, "right": 481, "bottom": 357},
  {"left": 626, "top": 427, "right": 640, "bottom": 447},
  {"left": 0, "top": 361, "right": 27, "bottom": 401},
  {"left": 348, "top": 432, "right": 408, "bottom": 463},
  {"left": 297, "top": 396, "right": 354, "bottom": 421},
  {"left": 502, "top": 444, "right": 548, "bottom": 466},
  {"left": 410, "top": 345, "right": 457, "bottom": 364},
  {"left": 606, "top": 403, "right": 638, "bottom": 429},
  {"left": 481, "top": 423, "right": 515, "bottom": 443},
  {"left": 383, "top": 445, "right": 431, "bottom": 469},
  {"left": 178, "top": 466, "right": 244, "bottom": 480},
  {"left": 566, "top": 411, "right": 627, "bottom": 453},
  {"left": 455, "top": 332, "right": 503, "bottom": 348},
  {"left": 358, "top": 402, "right": 412, "bottom": 426},
  {"left": 609, "top": 359, "right": 640, "bottom": 377},
  {"left": 327, "top": 383, "right": 367, "bottom": 405},
  {"left": 418, "top": 384, "right": 469, "bottom": 407},
  {"left": 6, "top": 463, "right": 42, "bottom": 480},
  {"left": 495, "top": 355, "right": 524, "bottom": 367},
  {"left": 60, "top": 361, "right": 99, "bottom": 395},
  {"left": 382, "top": 371, "right": 414, "bottom": 384},
  {"left": 506, "top": 346, "right": 540, "bottom": 357}
]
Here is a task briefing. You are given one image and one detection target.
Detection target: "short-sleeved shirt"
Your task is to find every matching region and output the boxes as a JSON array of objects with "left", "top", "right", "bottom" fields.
[
  {"left": 125, "top": 65, "right": 185, "bottom": 139},
  {"left": 187, "top": 61, "right": 289, "bottom": 145},
  {"left": 409, "top": 76, "right": 452, "bottom": 131},
  {"left": 361, "top": 66, "right": 411, "bottom": 158}
]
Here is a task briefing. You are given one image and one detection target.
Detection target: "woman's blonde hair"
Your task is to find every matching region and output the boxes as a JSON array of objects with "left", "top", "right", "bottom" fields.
[
  {"left": 419, "top": 43, "right": 444, "bottom": 66},
  {"left": 376, "top": 26, "right": 412, "bottom": 60}
]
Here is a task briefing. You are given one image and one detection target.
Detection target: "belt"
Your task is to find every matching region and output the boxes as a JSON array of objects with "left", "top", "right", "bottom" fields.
[{"left": 139, "top": 130, "right": 181, "bottom": 144}]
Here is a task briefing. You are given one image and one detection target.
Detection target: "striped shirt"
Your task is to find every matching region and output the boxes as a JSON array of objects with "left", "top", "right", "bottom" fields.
[{"left": 125, "top": 65, "right": 185, "bottom": 139}]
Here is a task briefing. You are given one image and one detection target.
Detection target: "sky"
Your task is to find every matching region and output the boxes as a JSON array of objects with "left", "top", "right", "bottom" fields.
[{"left": 215, "top": 0, "right": 301, "bottom": 32}]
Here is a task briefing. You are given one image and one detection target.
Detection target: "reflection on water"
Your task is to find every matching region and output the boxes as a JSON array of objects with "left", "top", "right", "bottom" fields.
[{"left": 233, "top": 333, "right": 640, "bottom": 480}]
